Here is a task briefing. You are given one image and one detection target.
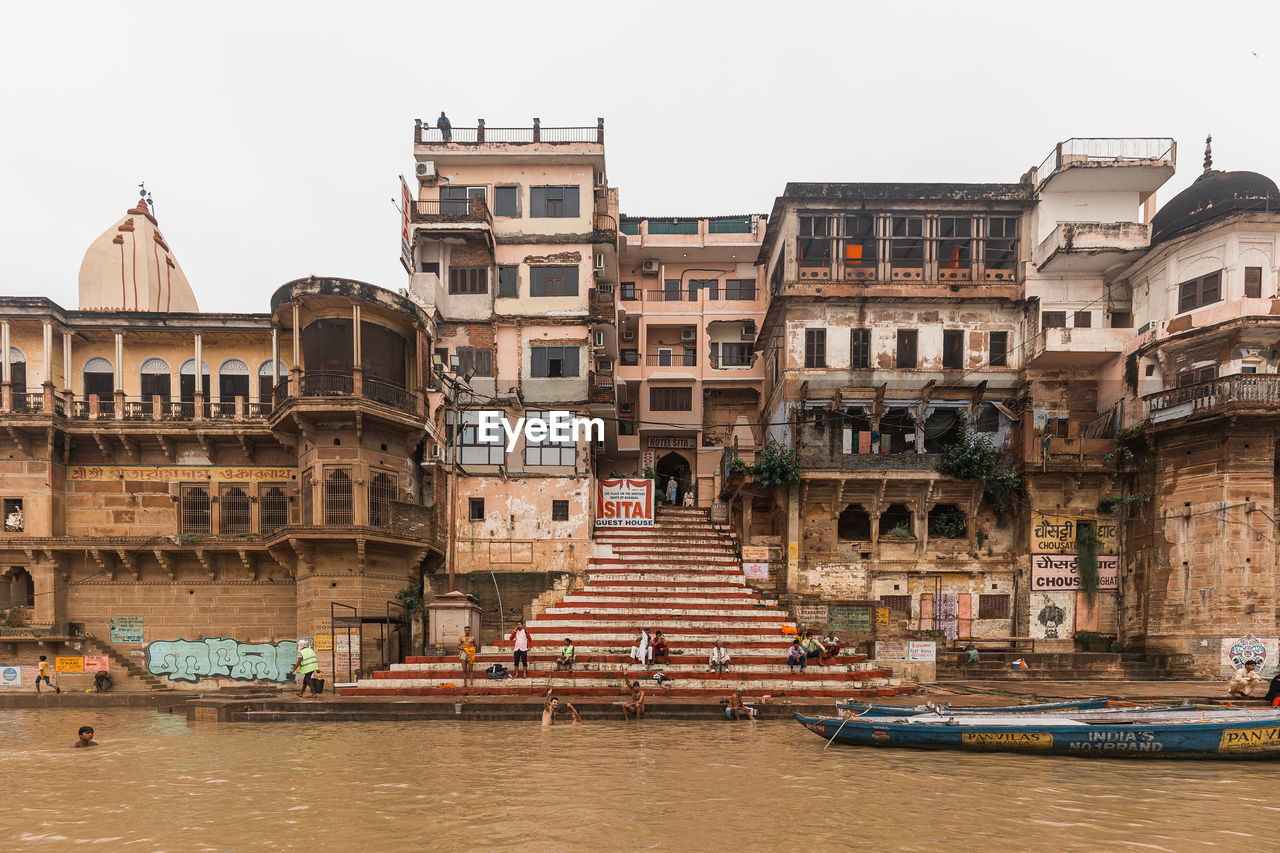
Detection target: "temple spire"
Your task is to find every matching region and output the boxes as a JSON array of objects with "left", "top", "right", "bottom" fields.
[{"left": 1203, "top": 135, "right": 1213, "bottom": 173}]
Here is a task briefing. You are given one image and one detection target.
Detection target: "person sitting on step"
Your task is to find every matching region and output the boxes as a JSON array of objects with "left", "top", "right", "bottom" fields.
[
  {"left": 622, "top": 680, "right": 646, "bottom": 720},
  {"left": 799, "top": 632, "right": 830, "bottom": 665},
  {"left": 651, "top": 630, "right": 670, "bottom": 666},
  {"left": 1229, "top": 659, "right": 1264, "bottom": 697},
  {"left": 708, "top": 641, "right": 731, "bottom": 678},
  {"left": 556, "top": 638, "right": 576, "bottom": 672},
  {"left": 787, "top": 638, "right": 806, "bottom": 672}
]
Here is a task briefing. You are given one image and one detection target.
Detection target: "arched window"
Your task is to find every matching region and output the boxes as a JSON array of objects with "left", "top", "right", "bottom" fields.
[
  {"left": 218, "top": 359, "right": 250, "bottom": 405},
  {"left": 323, "top": 468, "right": 353, "bottom": 525},
  {"left": 837, "top": 504, "right": 871, "bottom": 541},
  {"left": 219, "top": 485, "right": 251, "bottom": 534},
  {"left": 140, "top": 357, "right": 171, "bottom": 402},
  {"left": 928, "top": 504, "right": 968, "bottom": 540},
  {"left": 179, "top": 359, "right": 210, "bottom": 416},
  {"left": 257, "top": 359, "right": 287, "bottom": 404},
  {"left": 2, "top": 566, "right": 34, "bottom": 609},
  {"left": 879, "top": 504, "right": 914, "bottom": 538},
  {"left": 82, "top": 357, "right": 114, "bottom": 409},
  {"left": 8, "top": 347, "right": 27, "bottom": 409}
]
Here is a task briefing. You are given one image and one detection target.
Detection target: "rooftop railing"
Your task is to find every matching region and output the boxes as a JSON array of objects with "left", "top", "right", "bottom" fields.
[
  {"left": 1037, "top": 138, "right": 1176, "bottom": 182},
  {"left": 415, "top": 118, "right": 605, "bottom": 146},
  {"left": 1145, "top": 372, "right": 1280, "bottom": 422}
]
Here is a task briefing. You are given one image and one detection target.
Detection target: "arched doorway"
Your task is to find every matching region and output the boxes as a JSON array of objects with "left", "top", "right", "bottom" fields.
[
  {"left": 654, "top": 451, "right": 691, "bottom": 504},
  {"left": 2, "top": 566, "right": 34, "bottom": 610}
]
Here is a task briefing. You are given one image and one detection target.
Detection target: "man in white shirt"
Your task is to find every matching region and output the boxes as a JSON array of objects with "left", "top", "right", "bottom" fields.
[
  {"left": 1229, "top": 659, "right": 1264, "bottom": 697},
  {"left": 709, "top": 641, "right": 731, "bottom": 678},
  {"left": 509, "top": 620, "right": 532, "bottom": 678}
]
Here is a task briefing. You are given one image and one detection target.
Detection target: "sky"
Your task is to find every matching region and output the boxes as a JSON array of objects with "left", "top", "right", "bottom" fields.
[{"left": 1, "top": 1, "right": 1277, "bottom": 313}]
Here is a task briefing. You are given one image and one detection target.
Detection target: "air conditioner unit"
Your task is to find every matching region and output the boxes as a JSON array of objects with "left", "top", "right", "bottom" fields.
[
  {"left": 641, "top": 259, "right": 660, "bottom": 275},
  {"left": 595, "top": 253, "right": 606, "bottom": 270},
  {"left": 622, "top": 329, "right": 635, "bottom": 341},
  {"left": 593, "top": 331, "right": 605, "bottom": 347},
  {"left": 430, "top": 444, "right": 446, "bottom": 461},
  {"left": 681, "top": 327, "right": 697, "bottom": 342},
  {"left": 597, "top": 359, "right": 614, "bottom": 372},
  {"left": 620, "top": 402, "right": 633, "bottom": 414},
  {"left": 741, "top": 323, "right": 756, "bottom": 341},
  {"left": 415, "top": 161, "right": 436, "bottom": 180}
]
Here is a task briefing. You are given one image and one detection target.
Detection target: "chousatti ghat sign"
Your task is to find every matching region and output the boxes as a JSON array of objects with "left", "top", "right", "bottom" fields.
[
  {"left": 68, "top": 466, "right": 296, "bottom": 482},
  {"left": 595, "top": 478, "right": 655, "bottom": 528}
]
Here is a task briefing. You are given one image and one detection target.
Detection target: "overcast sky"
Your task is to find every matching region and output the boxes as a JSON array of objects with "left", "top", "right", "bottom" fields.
[{"left": 2, "top": 1, "right": 1277, "bottom": 313}]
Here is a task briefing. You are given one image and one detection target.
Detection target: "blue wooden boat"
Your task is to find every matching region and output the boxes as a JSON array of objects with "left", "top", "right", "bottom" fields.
[
  {"left": 796, "top": 712, "right": 1280, "bottom": 758},
  {"left": 836, "top": 698, "right": 1111, "bottom": 716}
]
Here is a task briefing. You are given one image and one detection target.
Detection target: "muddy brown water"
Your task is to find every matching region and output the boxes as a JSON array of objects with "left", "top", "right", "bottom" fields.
[{"left": 4, "top": 709, "right": 1279, "bottom": 851}]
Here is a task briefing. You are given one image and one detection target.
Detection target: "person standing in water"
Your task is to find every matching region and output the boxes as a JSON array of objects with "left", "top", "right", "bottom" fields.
[{"left": 72, "top": 725, "right": 97, "bottom": 748}]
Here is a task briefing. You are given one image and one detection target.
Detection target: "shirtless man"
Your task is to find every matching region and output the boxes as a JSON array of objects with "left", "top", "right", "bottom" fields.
[
  {"left": 622, "top": 680, "right": 645, "bottom": 721},
  {"left": 542, "top": 689, "right": 582, "bottom": 726},
  {"left": 458, "top": 625, "right": 478, "bottom": 688},
  {"left": 725, "top": 689, "right": 756, "bottom": 721},
  {"left": 72, "top": 725, "right": 98, "bottom": 748}
]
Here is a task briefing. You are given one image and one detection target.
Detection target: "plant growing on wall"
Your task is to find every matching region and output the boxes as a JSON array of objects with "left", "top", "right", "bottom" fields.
[
  {"left": 884, "top": 522, "right": 915, "bottom": 539},
  {"left": 748, "top": 439, "right": 800, "bottom": 490},
  {"left": 1076, "top": 522, "right": 1100, "bottom": 603},
  {"left": 729, "top": 457, "right": 749, "bottom": 476},
  {"left": 940, "top": 425, "right": 1020, "bottom": 521},
  {"left": 928, "top": 506, "right": 968, "bottom": 539},
  {"left": 396, "top": 576, "right": 427, "bottom": 617}
]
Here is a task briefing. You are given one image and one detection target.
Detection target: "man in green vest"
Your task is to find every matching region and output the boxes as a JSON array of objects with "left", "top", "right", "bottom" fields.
[{"left": 292, "top": 640, "right": 321, "bottom": 698}]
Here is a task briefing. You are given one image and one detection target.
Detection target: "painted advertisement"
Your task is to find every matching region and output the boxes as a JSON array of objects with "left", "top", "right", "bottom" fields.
[
  {"left": 1031, "top": 513, "right": 1119, "bottom": 555},
  {"left": 796, "top": 605, "right": 828, "bottom": 627},
  {"left": 1221, "top": 634, "right": 1278, "bottom": 677},
  {"left": 68, "top": 465, "right": 295, "bottom": 482},
  {"left": 83, "top": 656, "right": 110, "bottom": 673},
  {"left": 595, "top": 478, "right": 655, "bottom": 528},
  {"left": 875, "top": 640, "right": 908, "bottom": 661},
  {"left": 1031, "top": 554, "right": 1119, "bottom": 591},
  {"left": 743, "top": 562, "right": 769, "bottom": 580},
  {"left": 55, "top": 656, "right": 84, "bottom": 673},
  {"left": 0, "top": 665, "right": 21, "bottom": 687},
  {"left": 1030, "top": 592, "right": 1075, "bottom": 640},
  {"left": 908, "top": 641, "right": 937, "bottom": 662},
  {"left": 145, "top": 638, "right": 298, "bottom": 684},
  {"left": 110, "top": 616, "right": 144, "bottom": 644}
]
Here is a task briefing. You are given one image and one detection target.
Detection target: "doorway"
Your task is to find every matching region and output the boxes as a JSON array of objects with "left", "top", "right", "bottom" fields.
[{"left": 654, "top": 451, "right": 691, "bottom": 504}]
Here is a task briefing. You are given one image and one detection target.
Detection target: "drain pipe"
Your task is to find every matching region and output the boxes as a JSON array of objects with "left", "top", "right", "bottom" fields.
[{"left": 491, "top": 570, "right": 505, "bottom": 637}]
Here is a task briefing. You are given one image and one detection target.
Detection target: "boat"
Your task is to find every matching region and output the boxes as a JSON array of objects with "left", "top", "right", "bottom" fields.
[
  {"left": 836, "top": 698, "right": 1112, "bottom": 716},
  {"left": 795, "top": 711, "right": 1280, "bottom": 758}
]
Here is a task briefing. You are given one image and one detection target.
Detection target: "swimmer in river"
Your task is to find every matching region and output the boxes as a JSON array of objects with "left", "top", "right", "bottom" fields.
[
  {"left": 542, "top": 689, "right": 582, "bottom": 726},
  {"left": 622, "top": 680, "right": 645, "bottom": 721},
  {"left": 72, "top": 725, "right": 97, "bottom": 748}
]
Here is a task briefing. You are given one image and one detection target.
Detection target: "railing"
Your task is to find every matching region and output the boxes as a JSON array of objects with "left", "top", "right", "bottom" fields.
[
  {"left": 362, "top": 376, "right": 416, "bottom": 412},
  {"left": 1144, "top": 373, "right": 1280, "bottom": 421},
  {"left": 642, "top": 287, "right": 759, "bottom": 303},
  {"left": 410, "top": 197, "right": 492, "bottom": 224},
  {"left": 415, "top": 119, "right": 604, "bottom": 146},
  {"left": 646, "top": 353, "right": 697, "bottom": 367},
  {"left": 274, "top": 372, "right": 418, "bottom": 415},
  {"left": 710, "top": 353, "right": 755, "bottom": 369},
  {"left": 301, "top": 372, "right": 354, "bottom": 396},
  {"left": 74, "top": 397, "right": 270, "bottom": 422},
  {"left": 1038, "top": 137, "right": 1176, "bottom": 182}
]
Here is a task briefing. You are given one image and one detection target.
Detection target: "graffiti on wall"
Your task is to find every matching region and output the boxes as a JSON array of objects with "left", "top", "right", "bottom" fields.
[
  {"left": 145, "top": 638, "right": 298, "bottom": 684},
  {"left": 1030, "top": 592, "right": 1075, "bottom": 640},
  {"left": 1221, "top": 634, "right": 1278, "bottom": 677}
]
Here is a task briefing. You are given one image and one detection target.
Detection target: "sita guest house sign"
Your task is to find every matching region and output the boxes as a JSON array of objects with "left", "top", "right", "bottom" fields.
[{"left": 595, "top": 479, "right": 655, "bottom": 527}]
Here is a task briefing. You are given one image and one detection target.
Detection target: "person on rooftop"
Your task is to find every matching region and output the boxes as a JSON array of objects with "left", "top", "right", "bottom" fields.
[{"left": 436, "top": 111, "right": 452, "bottom": 141}]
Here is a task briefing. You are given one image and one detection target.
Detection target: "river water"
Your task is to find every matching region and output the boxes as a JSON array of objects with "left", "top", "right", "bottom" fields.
[{"left": 4, "top": 709, "right": 1279, "bottom": 851}]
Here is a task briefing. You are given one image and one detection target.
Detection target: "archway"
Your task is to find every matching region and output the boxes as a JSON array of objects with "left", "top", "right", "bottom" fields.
[
  {"left": 654, "top": 451, "right": 691, "bottom": 505},
  {"left": 2, "top": 566, "right": 34, "bottom": 609}
]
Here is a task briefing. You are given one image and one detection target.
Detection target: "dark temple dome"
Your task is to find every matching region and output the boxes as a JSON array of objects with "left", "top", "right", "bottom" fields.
[{"left": 1150, "top": 169, "right": 1278, "bottom": 244}]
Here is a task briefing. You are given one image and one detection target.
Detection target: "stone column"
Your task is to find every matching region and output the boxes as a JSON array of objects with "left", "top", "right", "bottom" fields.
[
  {"left": 62, "top": 331, "right": 72, "bottom": 404},
  {"left": 41, "top": 321, "right": 53, "bottom": 413},
  {"left": 785, "top": 482, "right": 801, "bottom": 594},
  {"left": 291, "top": 303, "right": 302, "bottom": 394},
  {"left": 351, "top": 302, "right": 363, "bottom": 396},
  {"left": 193, "top": 333, "right": 204, "bottom": 421},
  {"left": 113, "top": 331, "right": 125, "bottom": 418},
  {"left": 270, "top": 325, "right": 280, "bottom": 404},
  {"left": 1, "top": 321, "right": 10, "bottom": 412}
]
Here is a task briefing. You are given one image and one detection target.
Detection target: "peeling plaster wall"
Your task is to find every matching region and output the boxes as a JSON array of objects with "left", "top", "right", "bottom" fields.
[{"left": 452, "top": 474, "right": 592, "bottom": 576}]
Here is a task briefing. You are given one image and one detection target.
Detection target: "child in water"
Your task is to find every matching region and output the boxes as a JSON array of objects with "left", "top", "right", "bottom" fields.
[{"left": 72, "top": 726, "right": 97, "bottom": 748}]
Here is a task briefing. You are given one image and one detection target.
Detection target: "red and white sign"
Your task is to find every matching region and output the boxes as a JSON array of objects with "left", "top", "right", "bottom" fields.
[
  {"left": 1031, "top": 554, "right": 1119, "bottom": 591},
  {"left": 595, "top": 478, "right": 655, "bottom": 527},
  {"left": 83, "top": 655, "right": 110, "bottom": 673},
  {"left": 399, "top": 176, "right": 414, "bottom": 273}
]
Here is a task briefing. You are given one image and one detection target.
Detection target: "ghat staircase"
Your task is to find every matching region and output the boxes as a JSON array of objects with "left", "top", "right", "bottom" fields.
[{"left": 343, "top": 506, "right": 913, "bottom": 699}]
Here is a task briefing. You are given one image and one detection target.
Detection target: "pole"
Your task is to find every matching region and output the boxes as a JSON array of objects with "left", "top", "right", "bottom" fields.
[{"left": 446, "top": 378, "right": 460, "bottom": 592}]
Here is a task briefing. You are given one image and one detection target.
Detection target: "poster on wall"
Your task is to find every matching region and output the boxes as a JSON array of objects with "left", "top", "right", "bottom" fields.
[
  {"left": 1031, "top": 512, "right": 1119, "bottom": 555},
  {"left": 828, "top": 606, "right": 872, "bottom": 634},
  {"left": 1030, "top": 554, "right": 1119, "bottom": 591},
  {"left": 83, "top": 656, "right": 110, "bottom": 673},
  {"left": 796, "top": 605, "right": 828, "bottom": 627},
  {"left": 875, "top": 640, "right": 908, "bottom": 661},
  {"left": 595, "top": 478, "right": 655, "bottom": 528},
  {"left": 1029, "top": 592, "right": 1075, "bottom": 640},
  {"left": 640, "top": 451, "right": 655, "bottom": 474},
  {"left": 0, "top": 665, "right": 21, "bottom": 687},
  {"left": 110, "top": 617, "right": 144, "bottom": 644},
  {"left": 743, "top": 562, "right": 769, "bottom": 580},
  {"left": 55, "top": 656, "right": 84, "bottom": 673},
  {"left": 1221, "top": 633, "right": 1278, "bottom": 677},
  {"left": 908, "top": 641, "right": 937, "bottom": 662}
]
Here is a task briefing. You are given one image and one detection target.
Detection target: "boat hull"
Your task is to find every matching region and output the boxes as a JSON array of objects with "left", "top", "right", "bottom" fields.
[
  {"left": 836, "top": 699, "right": 1110, "bottom": 717},
  {"left": 796, "top": 713, "right": 1280, "bottom": 759}
]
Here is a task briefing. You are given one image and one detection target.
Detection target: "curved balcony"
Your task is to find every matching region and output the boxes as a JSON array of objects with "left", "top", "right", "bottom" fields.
[
  {"left": 272, "top": 371, "right": 422, "bottom": 418},
  {"left": 1145, "top": 373, "right": 1280, "bottom": 426}
]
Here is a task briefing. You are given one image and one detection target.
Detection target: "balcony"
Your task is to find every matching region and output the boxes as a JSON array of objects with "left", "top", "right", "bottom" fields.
[
  {"left": 1145, "top": 373, "right": 1280, "bottom": 426},
  {"left": 1026, "top": 326, "right": 1132, "bottom": 367},
  {"left": 588, "top": 287, "right": 615, "bottom": 324},
  {"left": 588, "top": 371, "right": 615, "bottom": 404},
  {"left": 415, "top": 119, "right": 604, "bottom": 146},
  {"left": 410, "top": 198, "right": 492, "bottom": 230},
  {"left": 273, "top": 371, "right": 421, "bottom": 417},
  {"left": 645, "top": 353, "right": 697, "bottom": 367},
  {"left": 640, "top": 286, "right": 761, "bottom": 310},
  {"left": 1036, "top": 138, "right": 1176, "bottom": 193},
  {"left": 783, "top": 258, "right": 1020, "bottom": 299},
  {"left": 1034, "top": 221, "right": 1151, "bottom": 274}
]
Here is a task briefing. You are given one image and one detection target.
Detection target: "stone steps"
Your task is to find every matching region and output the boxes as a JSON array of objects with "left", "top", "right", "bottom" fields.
[
  {"left": 378, "top": 667, "right": 892, "bottom": 683},
  {"left": 409, "top": 653, "right": 861, "bottom": 666},
  {"left": 358, "top": 675, "right": 899, "bottom": 692},
  {"left": 392, "top": 661, "right": 873, "bottom": 675}
]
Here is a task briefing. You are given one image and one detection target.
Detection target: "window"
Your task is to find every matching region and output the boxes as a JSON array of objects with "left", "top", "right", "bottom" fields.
[
  {"left": 989, "top": 331, "right": 1008, "bottom": 367},
  {"left": 837, "top": 505, "right": 871, "bottom": 540},
  {"left": 1046, "top": 417, "right": 1070, "bottom": 438},
  {"left": 797, "top": 214, "right": 835, "bottom": 269},
  {"left": 1073, "top": 311, "right": 1092, "bottom": 329},
  {"left": 258, "top": 359, "right": 286, "bottom": 404},
  {"left": 978, "top": 594, "right": 1010, "bottom": 619},
  {"left": 449, "top": 266, "right": 488, "bottom": 295},
  {"left": 1110, "top": 311, "right": 1133, "bottom": 329},
  {"left": 842, "top": 215, "right": 877, "bottom": 271},
  {"left": 456, "top": 347, "right": 493, "bottom": 377},
  {"left": 2, "top": 498, "right": 23, "bottom": 532},
  {"left": 850, "top": 329, "right": 870, "bottom": 369},
  {"left": 975, "top": 402, "right": 1000, "bottom": 433},
  {"left": 942, "top": 330, "right": 964, "bottom": 369},
  {"left": 525, "top": 410, "right": 576, "bottom": 466},
  {"left": 218, "top": 359, "right": 250, "bottom": 408},
  {"left": 494, "top": 186, "right": 518, "bottom": 217},
  {"left": 180, "top": 485, "right": 211, "bottom": 535},
  {"left": 1245, "top": 266, "right": 1263, "bottom": 299},
  {"left": 1042, "top": 311, "right": 1067, "bottom": 329},
  {"left": 179, "top": 359, "right": 211, "bottom": 416},
  {"left": 984, "top": 216, "right": 1019, "bottom": 271},
  {"left": 369, "top": 472, "right": 396, "bottom": 528},
  {"left": 890, "top": 216, "right": 925, "bottom": 268},
  {"left": 440, "top": 186, "right": 485, "bottom": 215},
  {"left": 620, "top": 281, "right": 636, "bottom": 301},
  {"left": 1177, "top": 365, "right": 1217, "bottom": 387},
  {"left": 140, "top": 358, "right": 171, "bottom": 402},
  {"left": 880, "top": 594, "right": 912, "bottom": 613},
  {"left": 937, "top": 216, "right": 972, "bottom": 271},
  {"left": 650, "top": 387, "right": 692, "bottom": 411},
  {"left": 531, "top": 346, "right": 580, "bottom": 378},
  {"left": 301, "top": 470, "right": 313, "bottom": 525},
  {"left": 323, "top": 468, "right": 353, "bottom": 526},
  {"left": 469, "top": 498, "right": 485, "bottom": 521},
  {"left": 219, "top": 486, "right": 251, "bottom": 534},
  {"left": 725, "top": 279, "right": 755, "bottom": 300},
  {"left": 497, "top": 265, "right": 518, "bottom": 298},
  {"left": 1178, "top": 271, "right": 1222, "bottom": 314},
  {"left": 620, "top": 349, "right": 638, "bottom": 366},
  {"left": 1242, "top": 362, "right": 1259, "bottom": 375},
  {"left": 718, "top": 343, "right": 753, "bottom": 368},
  {"left": 690, "top": 279, "right": 718, "bottom": 301},
  {"left": 259, "top": 485, "right": 289, "bottom": 533},
  {"left": 896, "top": 330, "right": 918, "bottom": 368},
  {"left": 530, "top": 185, "right": 580, "bottom": 218},
  {"left": 804, "top": 329, "right": 826, "bottom": 368},
  {"left": 663, "top": 279, "right": 681, "bottom": 301},
  {"left": 530, "top": 266, "right": 579, "bottom": 297},
  {"left": 451, "top": 410, "right": 505, "bottom": 465},
  {"left": 552, "top": 499, "right": 569, "bottom": 521},
  {"left": 83, "top": 357, "right": 114, "bottom": 406}
]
